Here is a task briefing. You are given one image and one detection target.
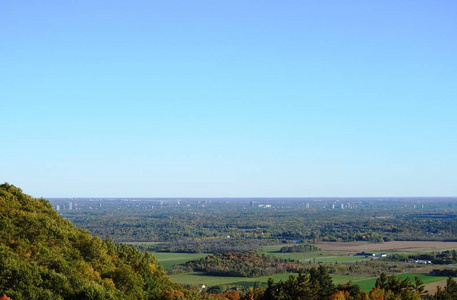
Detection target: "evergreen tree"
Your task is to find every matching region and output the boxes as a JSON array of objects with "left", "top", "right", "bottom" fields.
[
  {"left": 435, "top": 277, "right": 457, "bottom": 300},
  {"left": 310, "top": 265, "right": 336, "bottom": 300}
]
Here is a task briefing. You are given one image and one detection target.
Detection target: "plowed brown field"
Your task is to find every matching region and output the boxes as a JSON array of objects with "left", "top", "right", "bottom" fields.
[{"left": 317, "top": 241, "right": 457, "bottom": 252}]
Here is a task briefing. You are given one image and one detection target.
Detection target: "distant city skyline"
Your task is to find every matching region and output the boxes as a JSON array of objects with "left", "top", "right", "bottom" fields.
[{"left": 1, "top": 1, "right": 456, "bottom": 197}]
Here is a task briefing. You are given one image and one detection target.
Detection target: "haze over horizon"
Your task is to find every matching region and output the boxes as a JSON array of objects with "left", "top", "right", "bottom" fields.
[{"left": 2, "top": 1, "right": 456, "bottom": 198}]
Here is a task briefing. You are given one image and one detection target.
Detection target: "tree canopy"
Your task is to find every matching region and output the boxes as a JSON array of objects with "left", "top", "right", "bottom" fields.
[{"left": 0, "top": 183, "right": 174, "bottom": 299}]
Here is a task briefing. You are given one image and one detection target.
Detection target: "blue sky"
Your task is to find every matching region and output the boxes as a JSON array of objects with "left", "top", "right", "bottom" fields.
[{"left": 1, "top": 1, "right": 456, "bottom": 197}]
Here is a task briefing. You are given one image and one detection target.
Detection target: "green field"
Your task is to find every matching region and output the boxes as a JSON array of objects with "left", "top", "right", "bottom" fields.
[
  {"left": 124, "top": 242, "right": 162, "bottom": 246},
  {"left": 261, "top": 245, "right": 327, "bottom": 256},
  {"left": 260, "top": 245, "right": 369, "bottom": 263},
  {"left": 151, "top": 245, "right": 368, "bottom": 270},
  {"left": 169, "top": 271, "right": 448, "bottom": 290},
  {"left": 152, "top": 252, "right": 209, "bottom": 269},
  {"left": 353, "top": 273, "right": 448, "bottom": 291},
  {"left": 332, "top": 275, "right": 370, "bottom": 284},
  {"left": 262, "top": 246, "right": 328, "bottom": 260},
  {"left": 316, "top": 256, "right": 368, "bottom": 262},
  {"left": 169, "top": 272, "right": 373, "bottom": 288},
  {"left": 148, "top": 245, "right": 452, "bottom": 291},
  {"left": 170, "top": 272, "right": 304, "bottom": 287}
]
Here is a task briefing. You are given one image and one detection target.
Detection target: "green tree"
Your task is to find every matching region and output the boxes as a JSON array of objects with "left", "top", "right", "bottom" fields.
[
  {"left": 0, "top": 183, "right": 173, "bottom": 300},
  {"left": 310, "top": 265, "right": 336, "bottom": 300},
  {"left": 435, "top": 277, "right": 457, "bottom": 300}
]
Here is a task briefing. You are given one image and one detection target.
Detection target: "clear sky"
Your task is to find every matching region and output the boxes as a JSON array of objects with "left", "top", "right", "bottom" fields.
[{"left": 1, "top": 1, "right": 456, "bottom": 197}]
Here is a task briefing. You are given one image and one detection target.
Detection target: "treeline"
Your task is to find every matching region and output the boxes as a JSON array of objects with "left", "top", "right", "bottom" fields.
[
  {"left": 431, "top": 269, "right": 457, "bottom": 277},
  {"left": 384, "top": 250, "right": 457, "bottom": 264},
  {"left": 279, "top": 244, "right": 319, "bottom": 253},
  {"left": 137, "top": 238, "right": 278, "bottom": 253},
  {"left": 175, "top": 252, "right": 301, "bottom": 277},
  {"left": 414, "top": 250, "right": 457, "bottom": 264}
]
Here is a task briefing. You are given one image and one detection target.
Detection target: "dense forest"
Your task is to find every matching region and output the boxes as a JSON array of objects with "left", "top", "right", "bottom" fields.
[
  {"left": 55, "top": 197, "right": 457, "bottom": 249},
  {"left": 0, "top": 184, "right": 175, "bottom": 299}
]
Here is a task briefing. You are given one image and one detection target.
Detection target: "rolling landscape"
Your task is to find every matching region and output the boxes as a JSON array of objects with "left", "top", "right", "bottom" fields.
[
  {"left": 2, "top": 183, "right": 457, "bottom": 299},
  {"left": 2, "top": 0, "right": 457, "bottom": 299}
]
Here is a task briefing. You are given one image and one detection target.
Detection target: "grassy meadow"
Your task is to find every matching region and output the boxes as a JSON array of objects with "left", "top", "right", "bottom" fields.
[
  {"left": 353, "top": 273, "right": 448, "bottom": 291},
  {"left": 169, "top": 271, "right": 447, "bottom": 290},
  {"left": 153, "top": 252, "right": 209, "bottom": 269},
  {"left": 260, "top": 245, "right": 369, "bottom": 263},
  {"left": 148, "top": 241, "right": 457, "bottom": 290}
]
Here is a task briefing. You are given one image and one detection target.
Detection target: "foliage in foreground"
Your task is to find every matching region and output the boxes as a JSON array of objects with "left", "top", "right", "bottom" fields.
[
  {"left": 241, "top": 271, "right": 455, "bottom": 300},
  {"left": 0, "top": 183, "right": 174, "bottom": 299},
  {"left": 193, "top": 269, "right": 457, "bottom": 300}
]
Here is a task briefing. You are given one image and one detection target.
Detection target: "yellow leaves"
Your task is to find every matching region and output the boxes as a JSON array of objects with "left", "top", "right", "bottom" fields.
[
  {"left": 329, "top": 290, "right": 350, "bottom": 300},
  {"left": 369, "top": 288, "right": 385, "bottom": 300},
  {"left": 162, "top": 289, "right": 185, "bottom": 299},
  {"left": 102, "top": 277, "right": 116, "bottom": 288},
  {"left": 149, "top": 263, "right": 156, "bottom": 272},
  {"left": 8, "top": 234, "right": 16, "bottom": 245},
  {"left": 75, "top": 261, "right": 102, "bottom": 281},
  {"left": 223, "top": 290, "right": 241, "bottom": 300}
]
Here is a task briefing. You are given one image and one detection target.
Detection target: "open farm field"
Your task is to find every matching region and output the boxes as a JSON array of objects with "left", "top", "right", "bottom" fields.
[
  {"left": 164, "top": 242, "right": 454, "bottom": 292},
  {"left": 265, "top": 251, "right": 368, "bottom": 263},
  {"left": 153, "top": 241, "right": 457, "bottom": 272},
  {"left": 423, "top": 279, "right": 449, "bottom": 294},
  {"left": 169, "top": 272, "right": 297, "bottom": 287},
  {"left": 316, "top": 241, "right": 457, "bottom": 252},
  {"left": 261, "top": 245, "right": 367, "bottom": 262},
  {"left": 153, "top": 247, "right": 366, "bottom": 270},
  {"left": 354, "top": 273, "right": 448, "bottom": 291},
  {"left": 262, "top": 241, "right": 457, "bottom": 260},
  {"left": 153, "top": 252, "right": 209, "bottom": 269},
  {"left": 261, "top": 250, "right": 332, "bottom": 261},
  {"left": 316, "top": 256, "right": 368, "bottom": 262},
  {"left": 124, "top": 241, "right": 162, "bottom": 246}
]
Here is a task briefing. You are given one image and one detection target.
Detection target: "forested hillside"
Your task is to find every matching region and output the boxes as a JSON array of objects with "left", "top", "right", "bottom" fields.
[{"left": 0, "top": 183, "right": 174, "bottom": 299}]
